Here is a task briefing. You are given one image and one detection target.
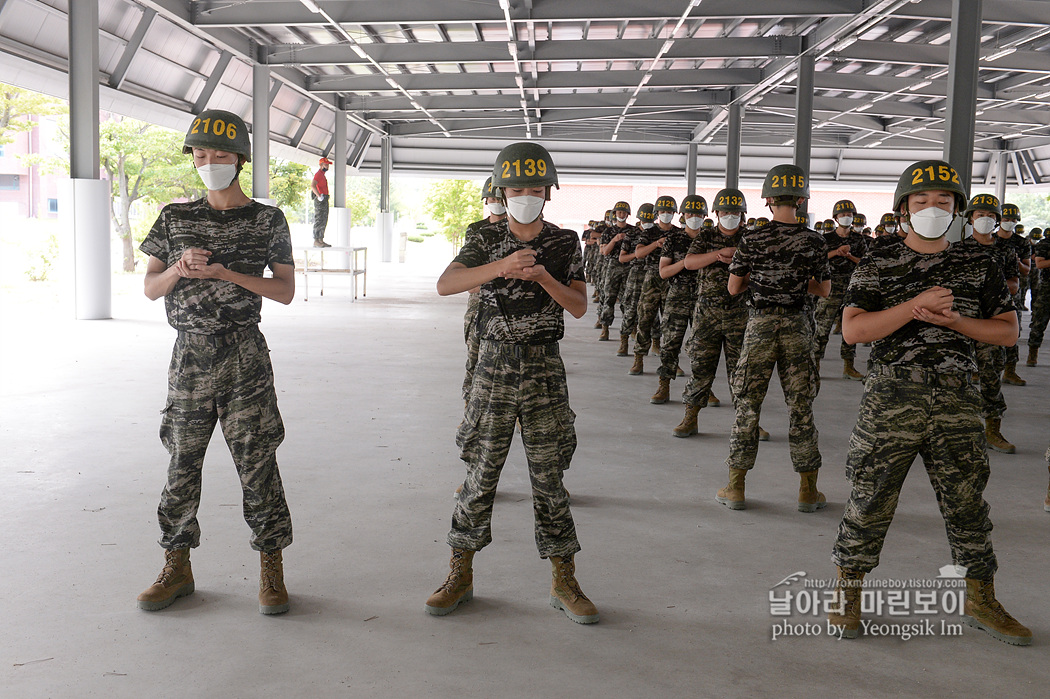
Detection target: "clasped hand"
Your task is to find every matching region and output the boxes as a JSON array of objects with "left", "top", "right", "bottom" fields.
[
  {"left": 912, "top": 285, "right": 958, "bottom": 325},
  {"left": 174, "top": 247, "right": 226, "bottom": 279},
  {"left": 500, "top": 248, "right": 548, "bottom": 282}
]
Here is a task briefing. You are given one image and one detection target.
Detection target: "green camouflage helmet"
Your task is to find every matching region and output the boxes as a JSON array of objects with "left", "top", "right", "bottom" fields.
[
  {"left": 712, "top": 188, "right": 746, "bottom": 213},
  {"left": 822, "top": 219, "right": 835, "bottom": 232},
  {"left": 880, "top": 213, "right": 897, "bottom": 227},
  {"left": 761, "top": 163, "right": 809, "bottom": 200},
  {"left": 183, "top": 109, "right": 251, "bottom": 161},
  {"left": 491, "top": 141, "right": 559, "bottom": 190},
  {"left": 637, "top": 203, "right": 655, "bottom": 223},
  {"left": 756, "top": 217, "right": 770, "bottom": 228},
  {"left": 613, "top": 201, "right": 632, "bottom": 215},
  {"left": 796, "top": 212, "right": 810, "bottom": 226},
  {"left": 481, "top": 176, "right": 495, "bottom": 200},
  {"left": 1015, "top": 223, "right": 1025, "bottom": 235},
  {"left": 1000, "top": 203, "right": 1021, "bottom": 220},
  {"left": 964, "top": 193, "right": 1002, "bottom": 223},
  {"left": 893, "top": 160, "right": 967, "bottom": 213},
  {"left": 833, "top": 200, "right": 857, "bottom": 217},
  {"left": 654, "top": 195, "right": 677, "bottom": 213},
  {"left": 854, "top": 213, "right": 867, "bottom": 225},
  {"left": 681, "top": 194, "right": 708, "bottom": 217},
  {"left": 1030, "top": 227, "right": 1042, "bottom": 240}
]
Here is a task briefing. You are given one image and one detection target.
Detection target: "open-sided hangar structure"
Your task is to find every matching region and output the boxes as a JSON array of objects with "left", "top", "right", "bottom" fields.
[{"left": 1, "top": 0, "right": 1049, "bottom": 314}]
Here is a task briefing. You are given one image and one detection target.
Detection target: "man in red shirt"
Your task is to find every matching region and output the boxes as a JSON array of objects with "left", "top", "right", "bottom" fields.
[{"left": 311, "top": 157, "right": 332, "bottom": 247}]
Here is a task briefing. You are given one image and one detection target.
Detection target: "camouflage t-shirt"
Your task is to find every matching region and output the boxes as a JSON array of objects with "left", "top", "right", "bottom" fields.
[
  {"left": 687, "top": 227, "right": 744, "bottom": 307},
  {"left": 728, "top": 221, "right": 829, "bottom": 310},
  {"left": 823, "top": 230, "right": 868, "bottom": 279},
  {"left": 995, "top": 234, "right": 1030, "bottom": 279},
  {"left": 463, "top": 217, "right": 490, "bottom": 248},
  {"left": 845, "top": 241, "right": 1014, "bottom": 374},
  {"left": 453, "top": 220, "right": 584, "bottom": 345},
  {"left": 638, "top": 225, "right": 677, "bottom": 272},
  {"left": 868, "top": 234, "right": 906, "bottom": 252},
  {"left": 602, "top": 224, "right": 631, "bottom": 269},
  {"left": 1033, "top": 237, "right": 1050, "bottom": 282},
  {"left": 957, "top": 236, "right": 1018, "bottom": 307},
  {"left": 661, "top": 229, "right": 699, "bottom": 291},
  {"left": 622, "top": 225, "right": 648, "bottom": 268},
  {"left": 139, "top": 198, "right": 294, "bottom": 334}
]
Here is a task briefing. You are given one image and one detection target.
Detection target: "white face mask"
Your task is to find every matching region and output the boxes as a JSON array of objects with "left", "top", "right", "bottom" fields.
[
  {"left": 1001, "top": 220, "right": 1017, "bottom": 232},
  {"left": 972, "top": 217, "right": 997, "bottom": 236},
  {"left": 486, "top": 202, "right": 506, "bottom": 216},
  {"left": 657, "top": 212, "right": 674, "bottom": 224},
  {"left": 908, "top": 207, "right": 954, "bottom": 240},
  {"left": 505, "top": 195, "right": 545, "bottom": 224},
  {"left": 640, "top": 221, "right": 654, "bottom": 230},
  {"left": 718, "top": 214, "right": 741, "bottom": 231},
  {"left": 836, "top": 215, "right": 854, "bottom": 229},
  {"left": 885, "top": 224, "right": 897, "bottom": 235},
  {"left": 684, "top": 216, "right": 704, "bottom": 230},
  {"left": 196, "top": 163, "right": 238, "bottom": 191}
]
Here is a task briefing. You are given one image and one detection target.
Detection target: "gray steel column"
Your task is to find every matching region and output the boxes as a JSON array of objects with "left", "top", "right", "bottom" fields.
[
  {"left": 69, "top": 1, "right": 99, "bottom": 180},
  {"left": 334, "top": 109, "right": 347, "bottom": 209},
  {"left": 794, "top": 54, "right": 815, "bottom": 221},
  {"left": 996, "top": 149, "right": 1008, "bottom": 202},
  {"left": 380, "top": 136, "right": 393, "bottom": 262},
  {"left": 726, "top": 102, "right": 743, "bottom": 189},
  {"left": 943, "top": 0, "right": 982, "bottom": 196},
  {"left": 252, "top": 63, "right": 270, "bottom": 199},
  {"left": 686, "top": 143, "right": 697, "bottom": 195},
  {"left": 66, "top": 0, "right": 109, "bottom": 319}
]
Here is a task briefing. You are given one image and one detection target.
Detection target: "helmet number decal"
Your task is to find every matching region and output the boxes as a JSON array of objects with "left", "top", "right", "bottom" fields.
[
  {"left": 911, "top": 164, "right": 959, "bottom": 186},
  {"left": 190, "top": 117, "right": 238, "bottom": 141},
  {"left": 770, "top": 174, "right": 805, "bottom": 189},
  {"left": 717, "top": 195, "right": 743, "bottom": 207},
  {"left": 501, "top": 158, "right": 547, "bottom": 179}
]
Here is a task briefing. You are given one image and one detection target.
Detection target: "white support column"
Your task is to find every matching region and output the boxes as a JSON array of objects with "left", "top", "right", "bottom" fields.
[
  {"left": 252, "top": 63, "right": 271, "bottom": 202},
  {"left": 380, "top": 136, "right": 393, "bottom": 263}
]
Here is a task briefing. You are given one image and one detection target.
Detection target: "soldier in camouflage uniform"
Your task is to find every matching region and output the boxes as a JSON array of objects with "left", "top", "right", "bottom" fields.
[
  {"left": 426, "top": 142, "right": 598, "bottom": 625},
  {"left": 719, "top": 165, "right": 830, "bottom": 512},
  {"left": 813, "top": 200, "right": 868, "bottom": 382},
  {"left": 615, "top": 203, "right": 650, "bottom": 358},
  {"left": 956, "top": 194, "right": 1020, "bottom": 453},
  {"left": 673, "top": 190, "right": 755, "bottom": 438},
  {"left": 598, "top": 203, "right": 634, "bottom": 343},
  {"left": 828, "top": 160, "right": 1030, "bottom": 646},
  {"left": 461, "top": 177, "right": 508, "bottom": 401},
  {"left": 650, "top": 194, "right": 704, "bottom": 405},
  {"left": 589, "top": 212, "right": 612, "bottom": 324},
  {"left": 996, "top": 204, "right": 1030, "bottom": 385},
  {"left": 137, "top": 110, "right": 294, "bottom": 616},
  {"left": 630, "top": 196, "right": 677, "bottom": 375},
  {"left": 1027, "top": 230, "right": 1050, "bottom": 366}
]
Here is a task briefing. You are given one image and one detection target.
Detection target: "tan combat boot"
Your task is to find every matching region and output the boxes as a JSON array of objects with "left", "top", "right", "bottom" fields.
[
  {"left": 425, "top": 548, "right": 475, "bottom": 616},
  {"left": 707, "top": 392, "right": 720, "bottom": 407},
  {"left": 598, "top": 325, "right": 610, "bottom": 341},
  {"left": 827, "top": 567, "right": 865, "bottom": 639},
  {"left": 842, "top": 360, "right": 865, "bottom": 381},
  {"left": 758, "top": 426, "right": 770, "bottom": 441},
  {"left": 549, "top": 555, "right": 599, "bottom": 624},
  {"left": 984, "top": 418, "right": 1016, "bottom": 454},
  {"left": 964, "top": 577, "right": 1032, "bottom": 646},
  {"left": 673, "top": 404, "right": 700, "bottom": 438},
  {"left": 676, "top": 364, "right": 685, "bottom": 377},
  {"left": 629, "top": 354, "right": 644, "bottom": 375},
  {"left": 798, "top": 471, "right": 827, "bottom": 512},
  {"left": 259, "top": 550, "right": 290, "bottom": 615},
  {"left": 1003, "top": 364, "right": 1026, "bottom": 386},
  {"left": 716, "top": 468, "right": 747, "bottom": 510},
  {"left": 652, "top": 337, "right": 661, "bottom": 354},
  {"left": 593, "top": 320, "right": 601, "bottom": 329},
  {"left": 651, "top": 377, "right": 670, "bottom": 404},
  {"left": 1027, "top": 346, "right": 1039, "bottom": 367},
  {"left": 137, "top": 548, "right": 194, "bottom": 611},
  {"left": 617, "top": 335, "right": 630, "bottom": 356}
]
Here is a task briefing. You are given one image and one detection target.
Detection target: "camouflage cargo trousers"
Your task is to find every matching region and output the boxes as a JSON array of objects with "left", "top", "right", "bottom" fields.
[
  {"left": 975, "top": 341, "right": 1006, "bottom": 419},
  {"left": 599, "top": 261, "right": 629, "bottom": 327},
  {"left": 449, "top": 340, "right": 580, "bottom": 558},
  {"left": 657, "top": 283, "right": 696, "bottom": 380},
  {"left": 462, "top": 291, "right": 481, "bottom": 401},
  {"left": 157, "top": 326, "right": 292, "bottom": 552},
  {"left": 633, "top": 270, "right": 667, "bottom": 355},
  {"left": 1027, "top": 276, "right": 1050, "bottom": 348},
  {"left": 832, "top": 366, "right": 996, "bottom": 580},
  {"left": 726, "top": 310, "right": 820, "bottom": 472},
  {"left": 618, "top": 266, "right": 645, "bottom": 337},
  {"left": 812, "top": 277, "right": 857, "bottom": 363},
  {"left": 683, "top": 301, "right": 747, "bottom": 407},
  {"left": 1007, "top": 293, "right": 1023, "bottom": 364},
  {"left": 592, "top": 255, "right": 609, "bottom": 322}
]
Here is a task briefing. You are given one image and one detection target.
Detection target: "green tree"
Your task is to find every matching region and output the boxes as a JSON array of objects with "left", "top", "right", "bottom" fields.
[
  {"left": 269, "top": 159, "right": 309, "bottom": 215},
  {"left": 1004, "top": 191, "right": 1050, "bottom": 230},
  {"left": 424, "top": 179, "right": 483, "bottom": 251},
  {"left": 0, "top": 83, "right": 65, "bottom": 146}
]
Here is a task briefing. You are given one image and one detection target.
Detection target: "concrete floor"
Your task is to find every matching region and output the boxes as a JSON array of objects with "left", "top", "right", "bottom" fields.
[{"left": 2, "top": 260, "right": 1048, "bottom": 698}]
